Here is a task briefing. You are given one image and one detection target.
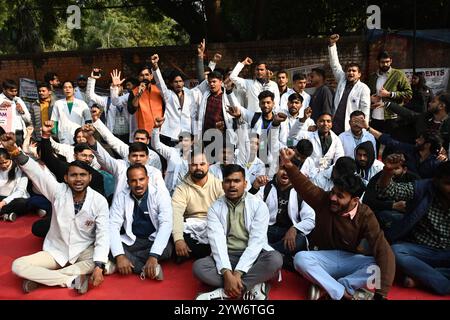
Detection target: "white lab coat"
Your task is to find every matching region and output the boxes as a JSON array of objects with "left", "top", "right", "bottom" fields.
[
  {"left": 229, "top": 62, "right": 280, "bottom": 113},
  {"left": 279, "top": 89, "right": 311, "bottom": 112},
  {"left": 207, "top": 193, "right": 273, "bottom": 274},
  {"left": 109, "top": 183, "right": 172, "bottom": 257},
  {"left": 328, "top": 44, "right": 371, "bottom": 131},
  {"left": 93, "top": 119, "right": 162, "bottom": 170},
  {"left": 257, "top": 185, "right": 315, "bottom": 235},
  {"left": 50, "top": 137, "right": 101, "bottom": 170},
  {"left": 19, "top": 156, "right": 109, "bottom": 266},
  {"left": 110, "top": 89, "right": 137, "bottom": 143},
  {"left": 338, "top": 129, "right": 377, "bottom": 159},
  {"left": 0, "top": 93, "right": 31, "bottom": 132},
  {"left": 51, "top": 98, "right": 92, "bottom": 144}
]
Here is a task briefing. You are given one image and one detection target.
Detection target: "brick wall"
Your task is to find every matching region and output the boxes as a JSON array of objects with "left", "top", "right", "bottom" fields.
[{"left": 0, "top": 34, "right": 449, "bottom": 91}]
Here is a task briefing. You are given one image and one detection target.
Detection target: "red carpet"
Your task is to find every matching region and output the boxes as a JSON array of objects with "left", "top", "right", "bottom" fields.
[{"left": 1, "top": 215, "right": 449, "bottom": 300}]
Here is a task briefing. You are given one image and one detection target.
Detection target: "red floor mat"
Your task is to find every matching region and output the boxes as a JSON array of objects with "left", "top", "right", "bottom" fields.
[{"left": 1, "top": 215, "right": 449, "bottom": 300}]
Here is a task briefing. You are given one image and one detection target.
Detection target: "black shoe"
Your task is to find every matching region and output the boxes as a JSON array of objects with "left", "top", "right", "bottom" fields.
[
  {"left": 22, "top": 280, "right": 41, "bottom": 293},
  {"left": 2, "top": 212, "right": 16, "bottom": 222}
]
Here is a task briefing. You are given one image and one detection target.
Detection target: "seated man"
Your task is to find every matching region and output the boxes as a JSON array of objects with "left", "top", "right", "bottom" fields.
[
  {"left": 376, "top": 155, "right": 450, "bottom": 295},
  {"left": 354, "top": 141, "right": 384, "bottom": 185},
  {"left": 339, "top": 110, "right": 376, "bottom": 159},
  {"left": 250, "top": 166, "right": 315, "bottom": 270},
  {"left": 172, "top": 151, "right": 224, "bottom": 262},
  {"left": 109, "top": 164, "right": 173, "bottom": 280},
  {"left": 308, "top": 156, "right": 357, "bottom": 192},
  {"left": 2, "top": 133, "right": 110, "bottom": 295},
  {"left": 280, "top": 148, "right": 395, "bottom": 300},
  {"left": 193, "top": 164, "right": 283, "bottom": 300}
]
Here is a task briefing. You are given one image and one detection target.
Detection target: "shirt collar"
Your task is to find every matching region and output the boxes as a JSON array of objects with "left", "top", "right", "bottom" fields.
[
  {"left": 226, "top": 192, "right": 247, "bottom": 208},
  {"left": 131, "top": 189, "right": 148, "bottom": 205},
  {"left": 341, "top": 203, "right": 358, "bottom": 220}
]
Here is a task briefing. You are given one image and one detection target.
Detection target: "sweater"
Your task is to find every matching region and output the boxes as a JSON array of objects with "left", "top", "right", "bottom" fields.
[{"left": 285, "top": 165, "right": 395, "bottom": 297}]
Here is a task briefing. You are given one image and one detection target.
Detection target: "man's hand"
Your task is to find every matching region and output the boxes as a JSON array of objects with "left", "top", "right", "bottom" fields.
[
  {"left": 0, "top": 132, "right": 18, "bottom": 152},
  {"left": 437, "top": 147, "right": 448, "bottom": 162},
  {"left": 26, "top": 126, "right": 34, "bottom": 135},
  {"left": 154, "top": 116, "right": 165, "bottom": 129},
  {"left": 273, "top": 112, "right": 287, "bottom": 126},
  {"left": 371, "top": 101, "right": 384, "bottom": 110},
  {"left": 143, "top": 256, "right": 159, "bottom": 280},
  {"left": 41, "top": 120, "right": 54, "bottom": 138},
  {"left": 384, "top": 153, "right": 405, "bottom": 172},
  {"left": 308, "top": 125, "right": 317, "bottom": 132},
  {"left": 90, "top": 68, "right": 102, "bottom": 80},
  {"left": 90, "top": 267, "right": 104, "bottom": 287},
  {"left": 242, "top": 57, "right": 253, "bottom": 66},
  {"left": 0, "top": 200, "right": 7, "bottom": 210},
  {"left": 283, "top": 227, "right": 298, "bottom": 252},
  {"left": 280, "top": 148, "right": 295, "bottom": 169},
  {"left": 151, "top": 54, "right": 159, "bottom": 70},
  {"left": 175, "top": 240, "right": 192, "bottom": 257},
  {"left": 0, "top": 101, "right": 11, "bottom": 108},
  {"left": 300, "top": 107, "right": 312, "bottom": 123},
  {"left": 116, "top": 255, "right": 134, "bottom": 275},
  {"left": 197, "top": 38, "right": 206, "bottom": 57},
  {"left": 392, "top": 201, "right": 407, "bottom": 212},
  {"left": 16, "top": 102, "right": 25, "bottom": 114},
  {"left": 224, "top": 78, "right": 234, "bottom": 91},
  {"left": 379, "top": 87, "right": 391, "bottom": 98},
  {"left": 213, "top": 53, "right": 222, "bottom": 63},
  {"left": 81, "top": 124, "right": 96, "bottom": 145},
  {"left": 223, "top": 270, "right": 243, "bottom": 298},
  {"left": 110, "top": 69, "right": 125, "bottom": 87},
  {"left": 329, "top": 34, "right": 340, "bottom": 46},
  {"left": 216, "top": 121, "right": 225, "bottom": 133},
  {"left": 252, "top": 175, "right": 269, "bottom": 190},
  {"left": 90, "top": 108, "right": 101, "bottom": 123},
  {"left": 137, "top": 82, "right": 147, "bottom": 96},
  {"left": 226, "top": 106, "right": 241, "bottom": 118},
  {"left": 371, "top": 94, "right": 382, "bottom": 104},
  {"left": 266, "top": 70, "right": 274, "bottom": 80},
  {"left": 352, "top": 117, "right": 369, "bottom": 130}
]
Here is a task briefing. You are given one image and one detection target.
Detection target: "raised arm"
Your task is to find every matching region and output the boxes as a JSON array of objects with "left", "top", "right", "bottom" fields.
[
  {"left": 229, "top": 57, "right": 253, "bottom": 91},
  {"left": 151, "top": 117, "right": 174, "bottom": 160},
  {"left": 92, "top": 118, "right": 129, "bottom": 159},
  {"left": 86, "top": 70, "right": 109, "bottom": 108},
  {"left": 328, "top": 34, "right": 345, "bottom": 82}
]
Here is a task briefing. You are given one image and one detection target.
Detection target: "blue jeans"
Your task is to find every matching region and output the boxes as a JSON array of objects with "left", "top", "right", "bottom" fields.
[
  {"left": 267, "top": 225, "right": 307, "bottom": 256},
  {"left": 294, "top": 250, "right": 378, "bottom": 300},
  {"left": 392, "top": 242, "right": 450, "bottom": 295}
]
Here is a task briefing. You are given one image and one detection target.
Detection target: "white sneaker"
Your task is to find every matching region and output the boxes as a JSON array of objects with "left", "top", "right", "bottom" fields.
[
  {"left": 242, "top": 282, "right": 270, "bottom": 300},
  {"left": 195, "top": 288, "right": 230, "bottom": 300}
]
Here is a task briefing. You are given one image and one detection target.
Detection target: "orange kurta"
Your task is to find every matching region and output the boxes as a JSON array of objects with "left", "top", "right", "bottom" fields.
[{"left": 132, "top": 84, "right": 163, "bottom": 134}]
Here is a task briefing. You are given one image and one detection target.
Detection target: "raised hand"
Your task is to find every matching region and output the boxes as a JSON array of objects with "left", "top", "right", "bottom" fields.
[
  {"left": 151, "top": 54, "right": 159, "bottom": 70},
  {"left": 226, "top": 106, "right": 241, "bottom": 118},
  {"left": 252, "top": 175, "right": 269, "bottom": 190},
  {"left": 0, "top": 132, "right": 17, "bottom": 152},
  {"left": 242, "top": 57, "right": 253, "bottom": 66},
  {"left": 216, "top": 121, "right": 225, "bottom": 133},
  {"left": 329, "top": 34, "right": 340, "bottom": 46},
  {"left": 351, "top": 117, "right": 368, "bottom": 130},
  {"left": 213, "top": 52, "right": 222, "bottom": 63},
  {"left": 224, "top": 78, "right": 234, "bottom": 91},
  {"left": 273, "top": 112, "right": 288, "bottom": 126},
  {"left": 41, "top": 120, "right": 54, "bottom": 138},
  {"left": 154, "top": 116, "right": 165, "bottom": 129},
  {"left": 110, "top": 69, "right": 125, "bottom": 87},
  {"left": 197, "top": 38, "right": 206, "bottom": 57},
  {"left": 90, "top": 68, "right": 102, "bottom": 80},
  {"left": 280, "top": 148, "right": 296, "bottom": 169},
  {"left": 300, "top": 107, "right": 312, "bottom": 122}
]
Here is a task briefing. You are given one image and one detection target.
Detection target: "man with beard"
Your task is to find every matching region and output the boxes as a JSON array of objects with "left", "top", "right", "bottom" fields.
[
  {"left": 354, "top": 141, "right": 384, "bottom": 185},
  {"left": 281, "top": 93, "right": 315, "bottom": 147},
  {"left": 29, "top": 82, "right": 55, "bottom": 141},
  {"left": 279, "top": 148, "right": 394, "bottom": 300},
  {"left": 151, "top": 54, "right": 197, "bottom": 147},
  {"left": 2, "top": 132, "right": 110, "bottom": 295},
  {"left": 109, "top": 164, "right": 173, "bottom": 281},
  {"left": 368, "top": 50, "right": 412, "bottom": 139},
  {"left": 171, "top": 151, "right": 224, "bottom": 262},
  {"left": 356, "top": 117, "right": 446, "bottom": 179},
  {"left": 308, "top": 67, "right": 334, "bottom": 122},
  {"left": 279, "top": 73, "right": 311, "bottom": 111},
  {"left": 339, "top": 110, "right": 376, "bottom": 159},
  {"left": 193, "top": 164, "right": 282, "bottom": 300},
  {"left": 74, "top": 74, "right": 89, "bottom": 104},
  {"left": 376, "top": 155, "right": 450, "bottom": 295}
]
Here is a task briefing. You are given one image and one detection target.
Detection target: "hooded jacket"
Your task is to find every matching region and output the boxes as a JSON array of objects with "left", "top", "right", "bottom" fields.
[{"left": 355, "top": 141, "right": 384, "bottom": 185}]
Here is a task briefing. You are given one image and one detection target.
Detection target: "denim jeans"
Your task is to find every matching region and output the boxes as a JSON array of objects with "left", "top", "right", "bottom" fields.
[
  {"left": 392, "top": 242, "right": 450, "bottom": 295},
  {"left": 267, "top": 225, "right": 307, "bottom": 256}
]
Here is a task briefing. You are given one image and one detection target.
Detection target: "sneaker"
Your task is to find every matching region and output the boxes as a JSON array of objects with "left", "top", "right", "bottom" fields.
[
  {"left": 73, "top": 274, "right": 89, "bottom": 294},
  {"left": 307, "top": 284, "right": 327, "bottom": 300},
  {"left": 352, "top": 288, "right": 375, "bottom": 300},
  {"left": 2, "top": 212, "right": 16, "bottom": 222},
  {"left": 242, "top": 282, "right": 271, "bottom": 300},
  {"left": 195, "top": 288, "right": 230, "bottom": 300},
  {"left": 139, "top": 264, "right": 164, "bottom": 281},
  {"left": 22, "top": 279, "right": 41, "bottom": 293},
  {"left": 37, "top": 209, "right": 47, "bottom": 218}
]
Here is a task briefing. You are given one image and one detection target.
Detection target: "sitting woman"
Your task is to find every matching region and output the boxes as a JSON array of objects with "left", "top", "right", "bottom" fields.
[{"left": 0, "top": 148, "right": 29, "bottom": 221}]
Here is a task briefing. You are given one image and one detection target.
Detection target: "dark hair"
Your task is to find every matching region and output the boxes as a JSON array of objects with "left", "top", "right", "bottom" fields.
[
  {"left": 0, "top": 148, "right": 17, "bottom": 182},
  {"left": 346, "top": 63, "right": 361, "bottom": 73},
  {"left": 208, "top": 71, "right": 223, "bottom": 81},
  {"left": 434, "top": 161, "right": 450, "bottom": 179},
  {"left": 333, "top": 156, "right": 357, "bottom": 176},
  {"left": 0, "top": 126, "right": 6, "bottom": 136},
  {"left": 168, "top": 70, "right": 186, "bottom": 83},
  {"left": 438, "top": 93, "right": 450, "bottom": 114},
  {"left": 62, "top": 80, "right": 75, "bottom": 88},
  {"left": 277, "top": 70, "right": 288, "bottom": 77},
  {"left": 311, "top": 68, "right": 326, "bottom": 79},
  {"left": 214, "top": 68, "right": 226, "bottom": 78},
  {"left": 73, "top": 143, "right": 91, "bottom": 154},
  {"left": 296, "top": 139, "right": 313, "bottom": 157},
  {"left": 288, "top": 92, "right": 304, "bottom": 103},
  {"left": 66, "top": 160, "right": 92, "bottom": 175},
  {"left": 125, "top": 77, "right": 139, "bottom": 87},
  {"left": 178, "top": 131, "right": 194, "bottom": 142},
  {"left": 377, "top": 50, "right": 392, "bottom": 61},
  {"left": 139, "top": 64, "right": 152, "bottom": 74},
  {"left": 73, "top": 127, "right": 83, "bottom": 144},
  {"left": 255, "top": 62, "right": 268, "bottom": 69},
  {"left": 258, "top": 90, "right": 275, "bottom": 101},
  {"left": 350, "top": 110, "right": 366, "bottom": 119},
  {"left": 222, "top": 164, "right": 245, "bottom": 179},
  {"left": 126, "top": 163, "right": 148, "bottom": 179},
  {"left": 44, "top": 72, "right": 58, "bottom": 84},
  {"left": 333, "top": 173, "right": 366, "bottom": 198},
  {"left": 420, "top": 131, "right": 443, "bottom": 155},
  {"left": 134, "top": 129, "right": 150, "bottom": 140},
  {"left": 318, "top": 112, "right": 333, "bottom": 120},
  {"left": 2, "top": 79, "right": 18, "bottom": 90},
  {"left": 412, "top": 72, "right": 426, "bottom": 89},
  {"left": 129, "top": 142, "right": 149, "bottom": 155},
  {"left": 37, "top": 82, "right": 52, "bottom": 91},
  {"left": 293, "top": 73, "right": 307, "bottom": 82}
]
